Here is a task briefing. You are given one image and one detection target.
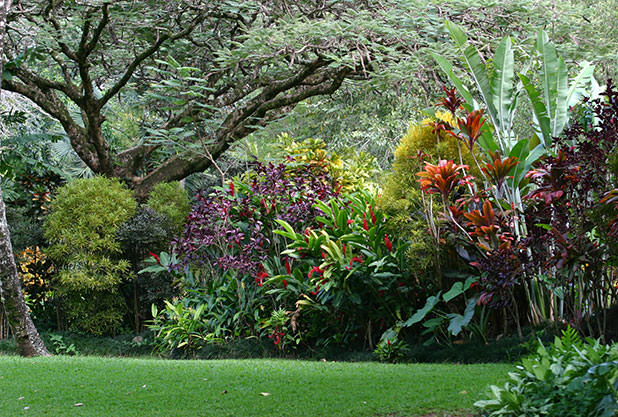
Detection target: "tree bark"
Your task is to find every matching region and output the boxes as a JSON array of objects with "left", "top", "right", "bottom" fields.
[
  {"left": 0, "top": 0, "right": 50, "bottom": 357},
  {"left": 0, "top": 186, "right": 50, "bottom": 356}
]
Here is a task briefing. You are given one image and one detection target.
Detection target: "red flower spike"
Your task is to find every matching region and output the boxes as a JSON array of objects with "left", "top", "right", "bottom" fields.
[
  {"left": 349, "top": 257, "right": 364, "bottom": 266},
  {"left": 311, "top": 283, "right": 321, "bottom": 295},
  {"left": 347, "top": 219, "right": 354, "bottom": 225},
  {"left": 229, "top": 180, "right": 235, "bottom": 196},
  {"left": 255, "top": 267, "right": 268, "bottom": 287},
  {"left": 342, "top": 244, "right": 347, "bottom": 255},
  {"left": 149, "top": 251, "right": 161, "bottom": 265},
  {"left": 308, "top": 266, "right": 323, "bottom": 278},
  {"left": 369, "top": 205, "right": 376, "bottom": 225},
  {"left": 362, "top": 213, "right": 369, "bottom": 231},
  {"left": 384, "top": 234, "right": 393, "bottom": 252},
  {"left": 284, "top": 258, "right": 292, "bottom": 275},
  {"left": 282, "top": 279, "right": 288, "bottom": 289}
]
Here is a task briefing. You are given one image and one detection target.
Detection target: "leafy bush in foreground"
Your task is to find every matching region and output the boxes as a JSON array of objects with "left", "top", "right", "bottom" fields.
[
  {"left": 475, "top": 327, "right": 618, "bottom": 417},
  {"left": 269, "top": 191, "right": 416, "bottom": 350}
]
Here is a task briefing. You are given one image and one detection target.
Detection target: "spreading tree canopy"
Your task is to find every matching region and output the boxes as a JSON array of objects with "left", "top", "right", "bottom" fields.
[{"left": 3, "top": 0, "right": 414, "bottom": 197}]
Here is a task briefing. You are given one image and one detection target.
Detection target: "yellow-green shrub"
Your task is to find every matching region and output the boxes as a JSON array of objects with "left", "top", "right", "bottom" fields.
[
  {"left": 146, "top": 181, "right": 191, "bottom": 234},
  {"left": 282, "top": 136, "right": 380, "bottom": 193},
  {"left": 44, "top": 176, "right": 137, "bottom": 335}
]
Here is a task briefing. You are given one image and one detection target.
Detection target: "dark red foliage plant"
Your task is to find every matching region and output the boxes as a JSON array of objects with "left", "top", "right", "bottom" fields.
[
  {"left": 522, "top": 81, "right": 618, "bottom": 336},
  {"left": 173, "top": 160, "right": 340, "bottom": 281}
]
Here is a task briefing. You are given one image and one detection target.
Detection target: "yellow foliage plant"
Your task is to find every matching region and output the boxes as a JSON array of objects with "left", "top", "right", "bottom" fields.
[{"left": 281, "top": 136, "right": 380, "bottom": 194}]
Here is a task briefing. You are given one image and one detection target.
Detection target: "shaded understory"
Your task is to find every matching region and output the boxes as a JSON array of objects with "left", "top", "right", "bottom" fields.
[{"left": 0, "top": 326, "right": 547, "bottom": 363}]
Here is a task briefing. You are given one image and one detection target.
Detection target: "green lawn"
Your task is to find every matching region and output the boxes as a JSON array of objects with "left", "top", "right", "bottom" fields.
[{"left": 0, "top": 356, "right": 510, "bottom": 416}]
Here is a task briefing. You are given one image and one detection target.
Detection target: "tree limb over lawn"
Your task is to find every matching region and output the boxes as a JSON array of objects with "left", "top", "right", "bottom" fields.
[{"left": 3, "top": 0, "right": 411, "bottom": 198}]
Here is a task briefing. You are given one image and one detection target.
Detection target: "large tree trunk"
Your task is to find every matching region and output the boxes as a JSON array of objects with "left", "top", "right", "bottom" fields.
[
  {"left": 0, "top": 0, "right": 49, "bottom": 356},
  {"left": 0, "top": 187, "right": 50, "bottom": 356}
]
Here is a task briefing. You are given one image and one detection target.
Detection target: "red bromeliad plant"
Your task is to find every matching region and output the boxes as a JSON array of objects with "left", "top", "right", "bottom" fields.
[
  {"left": 455, "top": 109, "right": 486, "bottom": 153},
  {"left": 482, "top": 151, "right": 520, "bottom": 192}
]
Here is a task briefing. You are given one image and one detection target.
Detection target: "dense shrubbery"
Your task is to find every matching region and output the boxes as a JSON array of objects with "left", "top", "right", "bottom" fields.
[
  {"left": 145, "top": 181, "right": 191, "bottom": 234},
  {"left": 270, "top": 191, "right": 418, "bottom": 349},
  {"left": 38, "top": 177, "right": 188, "bottom": 335},
  {"left": 147, "top": 160, "right": 342, "bottom": 349},
  {"left": 475, "top": 328, "right": 618, "bottom": 417},
  {"left": 148, "top": 155, "right": 416, "bottom": 353},
  {"left": 116, "top": 206, "right": 180, "bottom": 332},
  {"left": 175, "top": 160, "right": 339, "bottom": 278}
]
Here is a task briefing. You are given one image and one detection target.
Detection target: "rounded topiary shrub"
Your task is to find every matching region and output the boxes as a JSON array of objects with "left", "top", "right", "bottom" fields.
[
  {"left": 44, "top": 176, "right": 137, "bottom": 335},
  {"left": 146, "top": 181, "right": 191, "bottom": 234}
]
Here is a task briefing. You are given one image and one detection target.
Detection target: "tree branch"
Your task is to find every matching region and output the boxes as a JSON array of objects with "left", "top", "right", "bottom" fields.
[
  {"left": 14, "top": 66, "right": 80, "bottom": 103},
  {"left": 97, "top": 10, "right": 206, "bottom": 109},
  {"left": 1, "top": 77, "right": 102, "bottom": 171},
  {"left": 130, "top": 65, "right": 352, "bottom": 198},
  {"left": 81, "top": 4, "right": 109, "bottom": 57}
]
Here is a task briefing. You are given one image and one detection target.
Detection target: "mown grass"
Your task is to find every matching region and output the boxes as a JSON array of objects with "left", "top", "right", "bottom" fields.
[{"left": 0, "top": 356, "right": 510, "bottom": 417}]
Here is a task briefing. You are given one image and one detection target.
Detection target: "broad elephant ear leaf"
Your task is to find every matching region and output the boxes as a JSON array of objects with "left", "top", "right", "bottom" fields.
[
  {"left": 447, "top": 298, "right": 477, "bottom": 336},
  {"left": 403, "top": 293, "right": 442, "bottom": 327},
  {"left": 443, "top": 281, "right": 464, "bottom": 303}
]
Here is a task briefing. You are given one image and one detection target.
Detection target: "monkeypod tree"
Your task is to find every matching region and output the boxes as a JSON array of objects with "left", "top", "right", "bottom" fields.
[{"left": 2, "top": 0, "right": 414, "bottom": 198}]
